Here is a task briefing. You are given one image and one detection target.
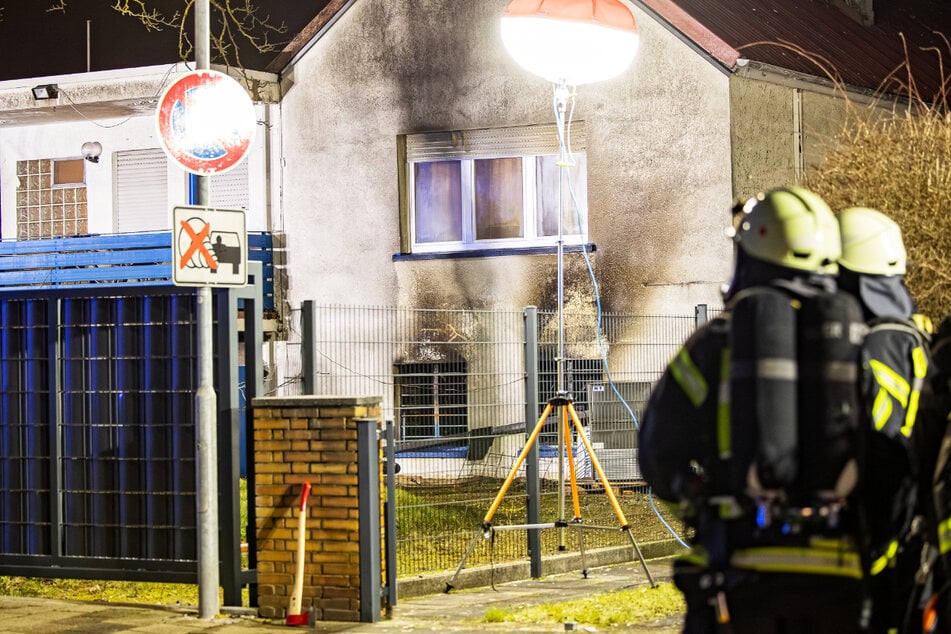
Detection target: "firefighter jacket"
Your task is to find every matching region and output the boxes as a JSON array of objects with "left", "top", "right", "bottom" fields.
[
  {"left": 640, "top": 315, "right": 727, "bottom": 505},
  {"left": 640, "top": 281, "right": 917, "bottom": 582},
  {"left": 858, "top": 317, "right": 931, "bottom": 569},
  {"left": 927, "top": 326, "right": 951, "bottom": 558}
]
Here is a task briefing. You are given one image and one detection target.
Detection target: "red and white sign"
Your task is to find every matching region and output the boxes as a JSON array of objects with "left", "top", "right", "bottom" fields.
[{"left": 156, "top": 70, "right": 256, "bottom": 175}]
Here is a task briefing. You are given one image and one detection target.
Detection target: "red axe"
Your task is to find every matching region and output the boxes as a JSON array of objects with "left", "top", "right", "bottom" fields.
[{"left": 286, "top": 481, "right": 312, "bottom": 626}]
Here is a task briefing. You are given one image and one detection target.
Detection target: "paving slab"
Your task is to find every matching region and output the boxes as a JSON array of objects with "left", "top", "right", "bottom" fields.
[{"left": 0, "top": 558, "right": 681, "bottom": 634}]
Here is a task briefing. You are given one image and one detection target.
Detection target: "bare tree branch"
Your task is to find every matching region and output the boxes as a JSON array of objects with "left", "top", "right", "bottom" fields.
[
  {"left": 112, "top": 0, "right": 287, "bottom": 70},
  {"left": 111, "top": 0, "right": 180, "bottom": 32}
]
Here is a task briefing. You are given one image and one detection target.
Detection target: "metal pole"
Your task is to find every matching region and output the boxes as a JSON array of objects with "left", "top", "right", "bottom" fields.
[
  {"left": 194, "top": 0, "right": 219, "bottom": 620},
  {"left": 301, "top": 300, "right": 316, "bottom": 394},
  {"left": 357, "top": 418, "right": 382, "bottom": 622},
  {"left": 523, "top": 306, "right": 542, "bottom": 577},
  {"left": 554, "top": 81, "right": 570, "bottom": 550}
]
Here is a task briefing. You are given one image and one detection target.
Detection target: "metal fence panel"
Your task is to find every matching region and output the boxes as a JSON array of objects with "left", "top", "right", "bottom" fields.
[
  {"left": 0, "top": 289, "right": 250, "bottom": 586},
  {"left": 279, "top": 303, "right": 709, "bottom": 577},
  {"left": 0, "top": 298, "right": 52, "bottom": 555}
]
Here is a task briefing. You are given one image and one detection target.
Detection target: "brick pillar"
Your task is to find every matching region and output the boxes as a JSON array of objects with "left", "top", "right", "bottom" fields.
[{"left": 252, "top": 395, "right": 383, "bottom": 622}]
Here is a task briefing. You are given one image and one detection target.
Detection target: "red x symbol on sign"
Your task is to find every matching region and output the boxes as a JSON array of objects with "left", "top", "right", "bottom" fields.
[{"left": 179, "top": 219, "right": 219, "bottom": 271}]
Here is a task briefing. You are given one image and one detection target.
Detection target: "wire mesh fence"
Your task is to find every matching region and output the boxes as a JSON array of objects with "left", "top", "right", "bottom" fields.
[{"left": 268, "top": 303, "right": 710, "bottom": 577}]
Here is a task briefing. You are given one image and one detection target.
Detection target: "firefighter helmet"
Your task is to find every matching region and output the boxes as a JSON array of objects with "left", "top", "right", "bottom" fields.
[
  {"left": 733, "top": 186, "right": 841, "bottom": 274},
  {"left": 837, "top": 207, "right": 907, "bottom": 276}
]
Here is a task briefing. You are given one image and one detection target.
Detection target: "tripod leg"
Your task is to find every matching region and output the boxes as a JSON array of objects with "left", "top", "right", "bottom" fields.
[
  {"left": 576, "top": 523, "right": 588, "bottom": 578},
  {"left": 625, "top": 527, "right": 657, "bottom": 588},
  {"left": 567, "top": 403, "right": 656, "bottom": 587},
  {"left": 567, "top": 403, "right": 629, "bottom": 526},
  {"left": 562, "top": 406, "right": 582, "bottom": 521},
  {"left": 482, "top": 403, "right": 553, "bottom": 525},
  {"left": 445, "top": 528, "right": 487, "bottom": 593}
]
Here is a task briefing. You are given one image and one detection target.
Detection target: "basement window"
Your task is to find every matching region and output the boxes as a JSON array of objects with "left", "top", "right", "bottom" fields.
[
  {"left": 398, "top": 123, "right": 588, "bottom": 256},
  {"left": 394, "top": 361, "right": 468, "bottom": 442}
]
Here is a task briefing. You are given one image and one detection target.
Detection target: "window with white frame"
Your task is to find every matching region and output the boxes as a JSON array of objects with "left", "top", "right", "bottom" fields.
[{"left": 399, "top": 123, "right": 588, "bottom": 255}]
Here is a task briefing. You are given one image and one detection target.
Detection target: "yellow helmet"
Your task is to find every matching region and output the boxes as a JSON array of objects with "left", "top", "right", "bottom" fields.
[
  {"left": 733, "top": 186, "right": 840, "bottom": 274},
  {"left": 837, "top": 207, "right": 907, "bottom": 276}
]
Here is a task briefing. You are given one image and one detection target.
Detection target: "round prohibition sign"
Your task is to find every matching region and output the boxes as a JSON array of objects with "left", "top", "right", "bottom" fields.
[{"left": 156, "top": 70, "right": 257, "bottom": 175}]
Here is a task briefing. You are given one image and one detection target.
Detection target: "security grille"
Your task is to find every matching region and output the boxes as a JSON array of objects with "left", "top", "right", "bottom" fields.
[{"left": 394, "top": 361, "right": 468, "bottom": 442}]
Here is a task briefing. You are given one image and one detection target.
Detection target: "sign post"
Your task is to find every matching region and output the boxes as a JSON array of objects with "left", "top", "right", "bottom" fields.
[{"left": 156, "top": 1, "right": 256, "bottom": 619}]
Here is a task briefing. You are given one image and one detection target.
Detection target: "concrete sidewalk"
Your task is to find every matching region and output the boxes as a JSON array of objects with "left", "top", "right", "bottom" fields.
[{"left": 0, "top": 557, "right": 681, "bottom": 633}]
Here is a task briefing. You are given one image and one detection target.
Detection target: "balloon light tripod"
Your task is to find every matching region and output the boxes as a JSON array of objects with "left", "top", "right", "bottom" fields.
[
  {"left": 451, "top": 0, "right": 651, "bottom": 596},
  {"left": 444, "top": 391, "right": 656, "bottom": 592}
]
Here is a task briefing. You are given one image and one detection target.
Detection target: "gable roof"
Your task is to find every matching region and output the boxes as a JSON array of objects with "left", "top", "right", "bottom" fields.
[
  {"left": 1, "top": 0, "right": 949, "bottom": 127},
  {"left": 637, "top": 0, "right": 951, "bottom": 102}
]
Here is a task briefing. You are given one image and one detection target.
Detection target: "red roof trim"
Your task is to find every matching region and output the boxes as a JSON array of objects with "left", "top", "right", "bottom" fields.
[{"left": 637, "top": 0, "right": 741, "bottom": 68}]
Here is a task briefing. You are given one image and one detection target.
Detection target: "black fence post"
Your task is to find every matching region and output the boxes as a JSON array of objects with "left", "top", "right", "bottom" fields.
[
  {"left": 383, "top": 419, "right": 397, "bottom": 609},
  {"left": 357, "top": 418, "right": 383, "bottom": 622},
  {"left": 301, "top": 300, "right": 316, "bottom": 395},
  {"left": 523, "top": 306, "right": 542, "bottom": 578}
]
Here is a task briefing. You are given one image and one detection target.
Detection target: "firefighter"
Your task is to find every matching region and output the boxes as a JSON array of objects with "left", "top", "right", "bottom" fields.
[
  {"left": 927, "top": 316, "right": 951, "bottom": 632},
  {"left": 836, "top": 207, "right": 930, "bottom": 633},
  {"left": 641, "top": 186, "right": 869, "bottom": 633}
]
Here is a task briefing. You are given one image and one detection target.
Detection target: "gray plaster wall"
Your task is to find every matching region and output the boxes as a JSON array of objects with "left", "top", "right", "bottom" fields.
[
  {"left": 279, "top": 0, "right": 734, "bottom": 316},
  {"left": 729, "top": 73, "right": 886, "bottom": 202}
]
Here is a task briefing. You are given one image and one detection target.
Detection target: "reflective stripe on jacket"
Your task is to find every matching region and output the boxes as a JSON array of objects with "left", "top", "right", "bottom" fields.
[
  {"left": 678, "top": 537, "right": 866, "bottom": 579},
  {"left": 938, "top": 517, "right": 951, "bottom": 555},
  {"left": 730, "top": 538, "right": 863, "bottom": 579},
  {"left": 670, "top": 346, "right": 708, "bottom": 408},
  {"left": 866, "top": 322, "right": 929, "bottom": 439}
]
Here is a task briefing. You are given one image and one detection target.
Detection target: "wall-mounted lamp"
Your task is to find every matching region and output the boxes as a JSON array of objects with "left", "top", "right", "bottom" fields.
[
  {"left": 31, "top": 84, "right": 59, "bottom": 100},
  {"left": 81, "top": 141, "right": 102, "bottom": 163}
]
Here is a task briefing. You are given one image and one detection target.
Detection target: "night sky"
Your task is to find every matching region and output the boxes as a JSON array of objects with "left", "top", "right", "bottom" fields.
[{"left": 0, "top": 0, "right": 323, "bottom": 81}]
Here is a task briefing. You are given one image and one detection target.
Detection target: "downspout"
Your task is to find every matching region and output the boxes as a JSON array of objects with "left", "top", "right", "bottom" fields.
[
  {"left": 792, "top": 88, "right": 804, "bottom": 182},
  {"left": 263, "top": 105, "right": 273, "bottom": 232}
]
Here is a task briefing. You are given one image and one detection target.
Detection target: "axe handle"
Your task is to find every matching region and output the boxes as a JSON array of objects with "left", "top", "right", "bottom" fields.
[{"left": 288, "top": 482, "right": 312, "bottom": 617}]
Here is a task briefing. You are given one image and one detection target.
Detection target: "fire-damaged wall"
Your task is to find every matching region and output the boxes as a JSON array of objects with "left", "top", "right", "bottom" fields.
[{"left": 278, "top": 0, "right": 735, "bottom": 316}]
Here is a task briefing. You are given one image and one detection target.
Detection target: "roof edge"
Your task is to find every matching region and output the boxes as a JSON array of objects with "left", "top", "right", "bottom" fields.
[
  {"left": 736, "top": 59, "right": 907, "bottom": 108},
  {"left": 269, "top": 0, "right": 360, "bottom": 76},
  {"left": 632, "top": 0, "right": 741, "bottom": 69}
]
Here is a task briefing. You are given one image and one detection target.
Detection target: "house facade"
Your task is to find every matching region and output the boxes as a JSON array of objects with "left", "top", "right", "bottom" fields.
[
  {"left": 0, "top": 64, "right": 281, "bottom": 240},
  {"left": 1, "top": 0, "right": 931, "bottom": 315},
  {"left": 0, "top": 0, "right": 943, "bottom": 430},
  {"left": 279, "top": 0, "right": 736, "bottom": 316}
]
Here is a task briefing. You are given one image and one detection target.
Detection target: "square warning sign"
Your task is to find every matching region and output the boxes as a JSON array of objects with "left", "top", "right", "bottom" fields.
[{"left": 172, "top": 206, "right": 247, "bottom": 287}]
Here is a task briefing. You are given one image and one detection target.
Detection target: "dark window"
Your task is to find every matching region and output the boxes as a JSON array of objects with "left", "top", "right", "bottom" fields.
[{"left": 394, "top": 361, "right": 468, "bottom": 442}]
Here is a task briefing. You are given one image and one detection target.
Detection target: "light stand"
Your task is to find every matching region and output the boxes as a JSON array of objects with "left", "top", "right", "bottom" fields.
[
  {"left": 447, "top": 76, "right": 655, "bottom": 590},
  {"left": 555, "top": 80, "right": 570, "bottom": 548},
  {"left": 445, "top": 0, "right": 651, "bottom": 594}
]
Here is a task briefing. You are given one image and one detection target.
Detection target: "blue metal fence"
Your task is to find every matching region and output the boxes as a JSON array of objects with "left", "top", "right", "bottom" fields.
[
  {"left": 0, "top": 231, "right": 278, "bottom": 310},
  {"left": 0, "top": 234, "right": 270, "bottom": 606},
  {"left": 0, "top": 291, "right": 201, "bottom": 569}
]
